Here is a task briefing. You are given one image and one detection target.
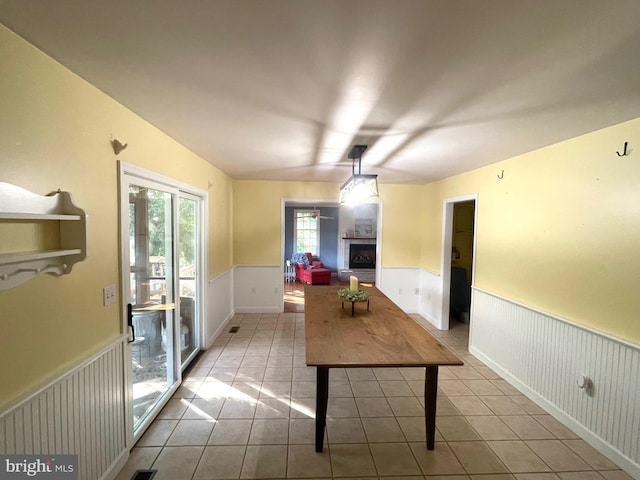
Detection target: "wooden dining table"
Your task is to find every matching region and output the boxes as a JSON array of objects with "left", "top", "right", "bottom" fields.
[{"left": 304, "top": 285, "right": 463, "bottom": 452}]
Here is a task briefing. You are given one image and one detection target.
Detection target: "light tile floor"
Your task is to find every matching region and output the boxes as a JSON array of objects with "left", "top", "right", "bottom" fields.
[{"left": 116, "top": 312, "right": 633, "bottom": 480}]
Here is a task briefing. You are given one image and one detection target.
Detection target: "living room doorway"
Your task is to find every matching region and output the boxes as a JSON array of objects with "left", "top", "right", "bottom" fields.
[
  {"left": 282, "top": 199, "right": 340, "bottom": 311},
  {"left": 281, "top": 198, "right": 382, "bottom": 312}
]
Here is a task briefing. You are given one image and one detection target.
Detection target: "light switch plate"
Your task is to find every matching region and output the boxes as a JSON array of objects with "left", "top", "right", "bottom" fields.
[{"left": 103, "top": 284, "right": 116, "bottom": 306}]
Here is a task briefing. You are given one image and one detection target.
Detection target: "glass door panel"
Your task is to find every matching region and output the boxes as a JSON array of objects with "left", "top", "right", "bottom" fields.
[
  {"left": 120, "top": 163, "right": 206, "bottom": 444},
  {"left": 178, "top": 195, "right": 199, "bottom": 368},
  {"left": 128, "top": 185, "right": 177, "bottom": 431}
]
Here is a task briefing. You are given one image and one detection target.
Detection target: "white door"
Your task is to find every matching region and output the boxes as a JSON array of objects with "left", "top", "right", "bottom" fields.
[{"left": 119, "top": 163, "right": 207, "bottom": 442}]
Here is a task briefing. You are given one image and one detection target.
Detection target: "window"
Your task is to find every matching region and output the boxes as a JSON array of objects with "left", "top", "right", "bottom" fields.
[{"left": 294, "top": 210, "right": 320, "bottom": 255}]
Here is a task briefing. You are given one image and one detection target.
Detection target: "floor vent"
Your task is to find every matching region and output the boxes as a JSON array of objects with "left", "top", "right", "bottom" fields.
[
  {"left": 229, "top": 326, "right": 240, "bottom": 333},
  {"left": 131, "top": 470, "right": 157, "bottom": 480}
]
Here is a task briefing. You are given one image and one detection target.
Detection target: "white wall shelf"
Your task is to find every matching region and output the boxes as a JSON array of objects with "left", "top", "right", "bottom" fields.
[
  {"left": 0, "top": 212, "right": 82, "bottom": 220},
  {"left": 0, "top": 182, "right": 87, "bottom": 289}
]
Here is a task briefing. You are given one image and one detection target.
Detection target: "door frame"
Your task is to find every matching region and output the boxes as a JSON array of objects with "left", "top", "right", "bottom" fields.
[
  {"left": 118, "top": 161, "right": 208, "bottom": 445},
  {"left": 440, "top": 194, "right": 478, "bottom": 331},
  {"left": 177, "top": 190, "right": 206, "bottom": 370},
  {"left": 280, "top": 198, "right": 383, "bottom": 309}
]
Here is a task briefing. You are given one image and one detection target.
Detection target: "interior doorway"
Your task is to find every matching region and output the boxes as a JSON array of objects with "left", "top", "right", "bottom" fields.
[
  {"left": 441, "top": 195, "right": 477, "bottom": 330},
  {"left": 280, "top": 199, "right": 382, "bottom": 311},
  {"left": 282, "top": 200, "right": 339, "bottom": 312}
]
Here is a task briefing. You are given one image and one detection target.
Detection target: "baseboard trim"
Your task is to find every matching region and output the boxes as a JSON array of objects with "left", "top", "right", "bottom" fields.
[
  {"left": 99, "top": 448, "right": 130, "bottom": 480},
  {"left": 235, "top": 307, "right": 282, "bottom": 314},
  {"left": 0, "top": 336, "right": 128, "bottom": 480},
  {"left": 470, "top": 345, "right": 640, "bottom": 479},
  {"left": 207, "top": 309, "right": 235, "bottom": 348},
  {"left": 470, "top": 289, "right": 640, "bottom": 479}
]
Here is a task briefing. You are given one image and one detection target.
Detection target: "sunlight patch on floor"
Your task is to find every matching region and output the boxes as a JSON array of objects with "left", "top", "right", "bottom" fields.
[{"left": 284, "top": 287, "right": 305, "bottom": 305}]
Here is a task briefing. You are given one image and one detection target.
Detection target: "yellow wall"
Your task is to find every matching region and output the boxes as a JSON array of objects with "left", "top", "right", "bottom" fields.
[
  {"left": 233, "top": 180, "right": 340, "bottom": 264},
  {"left": 0, "top": 25, "right": 233, "bottom": 410},
  {"left": 420, "top": 118, "right": 640, "bottom": 343},
  {"left": 2, "top": 18, "right": 638, "bottom": 414},
  {"left": 232, "top": 180, "right": 425, "bottom": 267},
  {"left": 378, "top": 184, "right": 426, "bottom": 267}
]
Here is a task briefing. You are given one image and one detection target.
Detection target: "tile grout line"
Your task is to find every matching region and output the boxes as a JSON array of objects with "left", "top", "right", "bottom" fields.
[{"left": 129, "top": 310, "right": 631, "bottom": 480}]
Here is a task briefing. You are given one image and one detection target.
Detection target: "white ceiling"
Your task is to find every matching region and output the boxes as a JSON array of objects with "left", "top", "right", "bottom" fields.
[{"left": 2, "top": 0, "right": 639, "bottom": 184}]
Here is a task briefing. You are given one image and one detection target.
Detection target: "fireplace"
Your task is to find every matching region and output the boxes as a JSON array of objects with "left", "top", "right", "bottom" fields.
[{"left": 349, "top": 244, "right": 376, "bottom": 269}]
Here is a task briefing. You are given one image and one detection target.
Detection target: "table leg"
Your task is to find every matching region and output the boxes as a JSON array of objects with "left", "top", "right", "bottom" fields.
[
  {"left": 315, "top": 367, "right": 329, "bottom": 452},
  {"left": 424, "top": 366, "right": 439, "bottom": 450}
]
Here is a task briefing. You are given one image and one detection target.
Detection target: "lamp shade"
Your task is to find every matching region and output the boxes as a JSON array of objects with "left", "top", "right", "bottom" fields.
[{"left": 339, "top": 174, "right": 378, "bottom": 205}]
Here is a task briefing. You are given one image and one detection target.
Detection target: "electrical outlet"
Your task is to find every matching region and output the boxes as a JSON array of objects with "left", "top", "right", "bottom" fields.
[
  {"left": 415, "top": 288, "right": 420, "bottom": 295},
  {"left": 103, "top": 284, "right": 116, "bottom": 306},
  {"left": 251, "top": 287, "right": 256, "bottom": 294},
  {"left": 398, "top": 288, "right": 403, "bottom": 295},
  {"left": 274, "top": 287, "right": 279, "bottom": 295}
]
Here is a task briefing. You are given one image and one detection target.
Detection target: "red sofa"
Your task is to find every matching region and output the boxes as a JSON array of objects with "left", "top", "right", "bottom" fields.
[{"left": 294, "top": 252, "right": 331, "bottom": 285}]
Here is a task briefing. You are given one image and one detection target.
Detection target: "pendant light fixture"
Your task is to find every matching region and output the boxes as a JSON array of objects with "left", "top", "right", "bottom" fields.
[{"left": 339, "top": 145, "right": 378, "bottom": 205}]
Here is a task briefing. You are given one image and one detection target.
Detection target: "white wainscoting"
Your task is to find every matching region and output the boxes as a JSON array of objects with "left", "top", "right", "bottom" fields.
[
  {"left": 378, "top": 267, "right": 421, "bottom": 313},
  {"left": 233, "top": 265, "right": 283, "bottom": 313},
  {"left": 0, "top": 336, "right": 128, "bottom": 480},
  {"left": 378, "top": 267, "right": 444, "bottom": 324},
  {"left": 207, "top": 268, "right": 234, "bottom": 347},
  {"left": 470, "top": 288, "right": 640, "bottom": 478},
  {"left": 418, "top": 268, "right": 443, "bottom": 328}
]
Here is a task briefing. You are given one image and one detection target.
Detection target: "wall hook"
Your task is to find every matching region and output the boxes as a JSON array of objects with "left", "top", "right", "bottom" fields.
[
  {"left": 497, "top": 170, "right": 504, "bottom": 179},
  {"left": 111, "top": 138, "right": 128, "bottom": 155},
  {"left": 616, "top": 142, "right": 629, "bottom": 157}
]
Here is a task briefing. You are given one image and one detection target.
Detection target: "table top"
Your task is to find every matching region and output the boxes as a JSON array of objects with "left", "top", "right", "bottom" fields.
[{"left": 304, "top": 285, "right": 464, "bottom": 368}]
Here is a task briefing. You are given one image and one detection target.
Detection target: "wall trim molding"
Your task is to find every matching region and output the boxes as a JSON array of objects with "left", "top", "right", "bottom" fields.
[
  {"left": 207, "top": 267, "right": 235, "bottom": 348},
  {"left": 419, "top": 266, "right": 440, "bottom": 277},
  {"left": 208, "top": 267, "right": 233, "bottom": 283},
  {"left": 469, "top": 345, "right": 639, "bottom": 479},
  {"left": 0, "top": 333, "right": 127, "bottom": 417},
  {"left": 234, "top": 307, "right": 282, "bottom": 314},
  {"left": 232, "top": 265, "right": 283, "bottom": 313},
  {"left": 0, "top": 335, "right": 128, "bottom": 480},
  {"left": 233, "top": 264, "right": 281, "bottom": 268},
  {"left": 415, "top": 267, "right": 444, "bottom": 329},
  {"left": 470, "top": 289, "right": 640, "bottom": 479},
  {"left": 378, "top": 266, "right": 420, "bottom": 313},
  {"left": 419, "top": 310, "right": 439, "bottom": 328},
  {"left": 207, "top": 309, "right": 235, "bottom": 347},
  {"left": 380, "top": 266, "right": 422, "bottom": 271},
  {"left": 101, "top": 449, "right": 129, "bottom": 480},
  {"left": 472, "top": 286, "right": 638, "bottom": 350}
]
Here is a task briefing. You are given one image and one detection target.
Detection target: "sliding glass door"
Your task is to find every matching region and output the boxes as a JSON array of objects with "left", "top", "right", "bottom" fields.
[
  {"left": 127, "top": 183, "right": 178, "bottom": 431},
  {"left": 177, "top": 194, "right": 200, "bottom": 369},
  {"left": 120, "top": 163, "right": 206, "bottom": 442}
]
